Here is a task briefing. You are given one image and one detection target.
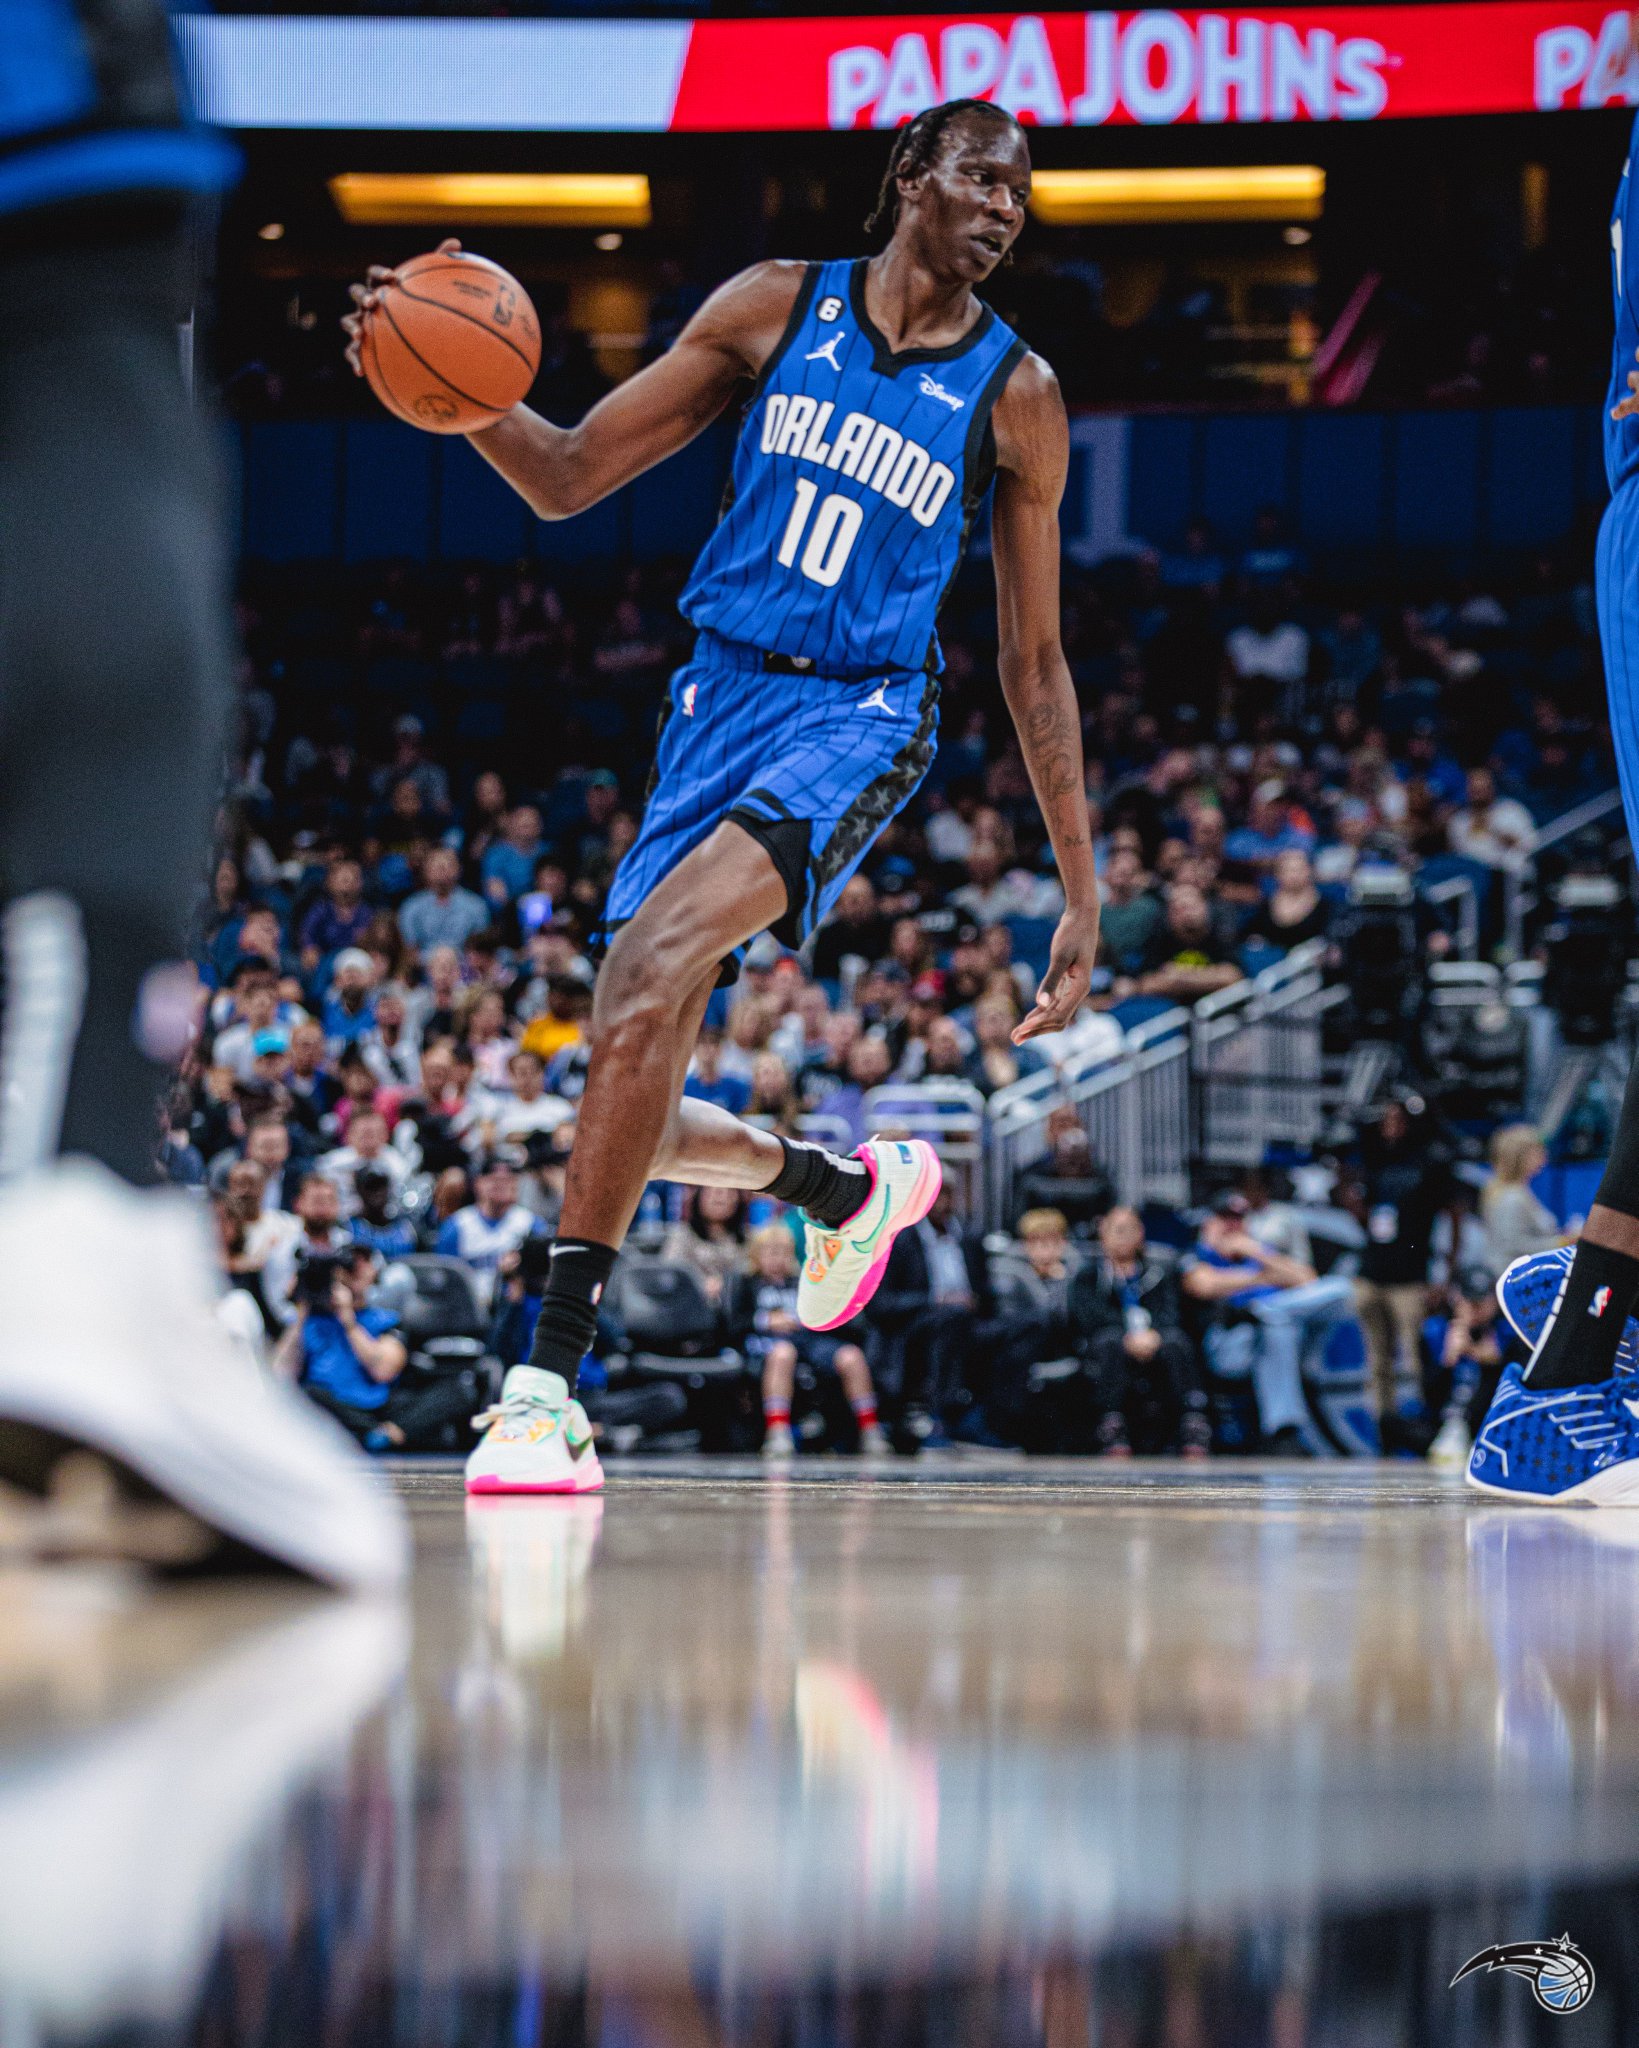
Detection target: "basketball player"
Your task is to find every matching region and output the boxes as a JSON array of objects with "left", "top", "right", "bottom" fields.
[
  {"left": 0, "top": 0, "right": 404, "bottom": 1583},
  {"left": 346, "top": 101, "right": 1099, "bottom": 1493},
  {"left": 1466, "top": 111, "right": 1639, "bottom": 1502}
]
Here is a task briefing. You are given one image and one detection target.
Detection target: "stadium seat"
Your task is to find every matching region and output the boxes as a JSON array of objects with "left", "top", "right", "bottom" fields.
[{"left": 606, "top": 1261, "right": 743, "bottom": 1377}]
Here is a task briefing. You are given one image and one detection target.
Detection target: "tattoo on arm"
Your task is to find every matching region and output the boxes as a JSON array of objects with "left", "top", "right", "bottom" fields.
[{"left": 1021, "top": 694, "right": 1088, "bottom": 846}]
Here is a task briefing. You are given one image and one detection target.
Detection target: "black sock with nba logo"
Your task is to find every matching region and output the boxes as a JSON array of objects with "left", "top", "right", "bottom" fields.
[
  {"left": 525, "top": 1238, "right": 619, "bottom": 1399},
  {"left": 1523, "top": 1241, "right": 1639, "bottom": 1390}
]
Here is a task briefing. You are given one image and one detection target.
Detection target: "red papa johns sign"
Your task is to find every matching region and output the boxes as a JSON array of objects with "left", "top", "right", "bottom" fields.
[{"left": 670, "top": 4, "right": 1639, "bottom": 129}]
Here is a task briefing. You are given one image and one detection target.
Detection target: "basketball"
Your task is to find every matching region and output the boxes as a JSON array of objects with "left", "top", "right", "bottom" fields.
[{"left": 362, "top": 250, "right": 540, "bottom": 434}]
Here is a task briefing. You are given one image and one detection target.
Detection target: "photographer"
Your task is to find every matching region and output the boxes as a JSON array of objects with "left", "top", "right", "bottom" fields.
[{"left": 274, "top": 1243, "right": 468, "bottom": 1453}]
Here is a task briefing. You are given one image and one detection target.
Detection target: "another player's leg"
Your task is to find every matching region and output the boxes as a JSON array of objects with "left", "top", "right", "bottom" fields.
[
  {"left": 0, "top": 222, "right": 404, "bottom": 1586},
  {"left": 1468, "top": 504, "right": 1639, "bottom": 1502}
]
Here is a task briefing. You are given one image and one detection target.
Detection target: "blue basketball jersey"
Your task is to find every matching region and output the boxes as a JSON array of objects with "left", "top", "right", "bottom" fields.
[
  {"left": 1606, "top": 109, "right": 1639, "bottom": 495},
  {"left": 681, "top": 256, "right": 1026, "bottom": 676}
]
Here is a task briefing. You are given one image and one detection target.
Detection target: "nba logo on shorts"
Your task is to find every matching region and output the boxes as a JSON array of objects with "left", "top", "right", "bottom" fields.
[
  {"left": 1591, "top": 1285, "right": 1613, "bottom": 1319},
  {"left": 682, "top": 681, "right": 698, "bottom": 717}
]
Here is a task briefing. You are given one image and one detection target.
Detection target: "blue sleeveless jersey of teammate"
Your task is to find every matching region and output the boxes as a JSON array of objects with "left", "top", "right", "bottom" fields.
[
  {"left": 0, "top": 0, "right": 234, "bottom": 223},
  {"left": 607, "top": 256, "right": 1029, "bottom": 977},
  {"left": 682, "top": 256, "right": 1026, "bottom": 676},
  {"left": 1605, "top": 110, "right": 1639, "bottom": 495},
  {"left": 1600, "top": 109, "right": 1639, "bottom": 852}
]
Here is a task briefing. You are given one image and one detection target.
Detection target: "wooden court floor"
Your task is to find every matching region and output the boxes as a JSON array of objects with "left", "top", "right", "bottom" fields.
[{"left": 3, "top": 1460, "right": 1639, "bottom": 2044}]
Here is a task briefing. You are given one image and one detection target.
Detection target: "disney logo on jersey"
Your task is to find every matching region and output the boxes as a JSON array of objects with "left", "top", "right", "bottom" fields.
[
  {"left": 919, "top": 373, "right": 965, "bottom": 411},
  {"left": 758, "top": 393, "right": 956, "bottom": 530}
]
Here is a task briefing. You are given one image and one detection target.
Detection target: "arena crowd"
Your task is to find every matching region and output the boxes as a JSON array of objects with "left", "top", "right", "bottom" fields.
[{"left": 179, "top": 528, "right": 1615, "bottom": 1460}]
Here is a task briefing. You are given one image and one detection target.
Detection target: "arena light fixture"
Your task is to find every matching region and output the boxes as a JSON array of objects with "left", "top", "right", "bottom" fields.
[
  {"left": 328, "top": 172, "right": 651, "bottom": 228},
  {"left": 1028, "top": 165, "right": 1325, "bottom": 225}
]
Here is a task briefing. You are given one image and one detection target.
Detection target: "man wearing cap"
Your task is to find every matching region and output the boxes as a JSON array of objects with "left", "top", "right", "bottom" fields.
[
  {"left": 249, "top": 1026, "right": 293, "bottom": 1095},
  {"left": 436, "top": 1156, "right": 540, "bottom": 1315},
  {"left": 1183, "top": 1194, "right": 1350, "bottom": 1457},
  {"left": 572, "top": 770, "right": 624, "bottom": 874},
  {"left": 370, "top": 714, "right": 451, "bottom": 818},
  {"left": 399, "top": 847, "right": 489, "bottom": 962},
  {"left": 1224, "top": 783, "right": 1315, "bottom": 884},
  {"left": 322, "top": 949, "right": 380, "bottom": 1054}
]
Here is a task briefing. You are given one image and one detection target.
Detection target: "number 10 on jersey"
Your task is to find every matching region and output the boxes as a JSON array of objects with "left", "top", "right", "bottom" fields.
[{"left": 776, "top": 481, "right": 863, "bottom": 588}]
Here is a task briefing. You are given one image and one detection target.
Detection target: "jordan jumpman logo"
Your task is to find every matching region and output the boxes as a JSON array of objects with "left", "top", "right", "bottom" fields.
[
  {"left": 857, "top": 682, "right": 896, "bottom": 714},
  {"left": 806, "top": 331, "right": 844, "bottom": 370}
]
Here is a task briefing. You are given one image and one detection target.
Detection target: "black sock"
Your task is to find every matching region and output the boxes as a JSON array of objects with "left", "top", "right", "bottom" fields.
[
  {"left": 1524, "top": 1241, "right": 1639, "bottom": 1390},
  {"left": 764, "top": 1136, "right": 870, "bottom": 1229},
  {"left": 525, "top": 1238, "right": 619, "bottom": 1399}
]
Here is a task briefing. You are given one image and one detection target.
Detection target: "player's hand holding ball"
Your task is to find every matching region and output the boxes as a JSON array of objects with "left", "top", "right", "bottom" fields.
[{"left": 342, "top": 238, "right": 541, "bottom": 434}]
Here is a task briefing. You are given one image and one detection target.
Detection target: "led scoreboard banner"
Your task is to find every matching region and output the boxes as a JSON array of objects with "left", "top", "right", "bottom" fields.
[{"left": 176, "top": 4, "right": 1639, "bottom": 132}]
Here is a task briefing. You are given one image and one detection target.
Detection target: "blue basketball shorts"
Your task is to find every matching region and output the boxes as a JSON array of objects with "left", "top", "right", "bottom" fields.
[
  {"left": 1598, "top": 491, "right": 1639, "bottom": 851},
  {"left": 603, "top": 629, "right": 939, "bottom": 977}
]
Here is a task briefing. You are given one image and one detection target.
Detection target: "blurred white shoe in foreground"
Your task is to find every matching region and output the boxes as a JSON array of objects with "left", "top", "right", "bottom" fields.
[
  {"left": 0, "top": 1159, "right": 407, "bottom": 1590},
  {"left": 0, "top": 1586, "right": 405, "bottom": 2036}
]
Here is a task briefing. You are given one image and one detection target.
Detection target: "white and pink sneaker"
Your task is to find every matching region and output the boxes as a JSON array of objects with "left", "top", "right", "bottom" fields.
[
  {"left": 797, "top": 1137, "right": 942, "bottom": 1333},
  {"left": 466, "top": 1366, "right": 604, "bottom": 1495}
]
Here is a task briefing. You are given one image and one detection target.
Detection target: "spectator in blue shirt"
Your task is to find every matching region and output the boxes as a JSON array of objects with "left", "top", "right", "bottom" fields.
[
  {"left": 480, "top": 805, "right": 547, "bottom": 909},
  {"left": 399, "top": 846, "right": 489, "bottom": 961},
  {"left": 273, "top": 1242, "right": 470, "bottom": 1453},
  {"left": 321, "top": 948, "right": 379, "bottom": 1052},
  {"left": 274, "top": 1244, "right": 404, "bottom": 1418},
  {"left": 1395, "top": 721, "right": 1466, "bottom": 811},
  {"left": 436, "top": 1156, "right": 539, "bottom": 1314},
  {"left": 1223, "top": 782, "right": 1316, "bottom": 883},
  {"left": 297, "top": 858, "right": 373, "bottom": 982},
  {"left": 348, "top": 1164, "right": 418, "bottom": 1261},
  {"left": 1183, "top": 1197, "right": 1350, "bottom": 1456},
  {"left": 684, "top": 1027, "right": 751, "bottom": 1117}
]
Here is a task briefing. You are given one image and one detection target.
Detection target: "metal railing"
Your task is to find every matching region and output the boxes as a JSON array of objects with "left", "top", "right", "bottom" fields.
[
  {"left": 982, "top": 947, "right": 1338, "bottom": 1225},
  {"left": 986, "top": 1027, "right": 1152, "bottom": 1227},
  {"left": 1190, "top": 942, "right": 1336, "bottom": 1171},
  {"left": 862, "top": 1078, "right": 987, "bottom": 1218},
  {"left": 804, "top": 951, "right": 1340, "bottom": 1230}
]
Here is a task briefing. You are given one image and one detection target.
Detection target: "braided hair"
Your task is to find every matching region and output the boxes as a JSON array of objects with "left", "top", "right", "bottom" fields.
[{"left": 863, "top": 98, "right": 1025, "bottom": 240}]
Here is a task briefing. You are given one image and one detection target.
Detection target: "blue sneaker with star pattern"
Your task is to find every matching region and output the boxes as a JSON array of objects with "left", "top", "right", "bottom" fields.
[
  {"left": 1466, "top": 1361, "right": 1639, "bottom": 1504},
  {"left": 1495, "top": 1247, "right": 1639, "bottom": 1375}
]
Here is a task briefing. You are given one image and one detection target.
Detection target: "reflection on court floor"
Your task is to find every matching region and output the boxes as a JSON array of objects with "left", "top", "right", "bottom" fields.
[{"left": 5, "top": 1462, "right": 1639, "bottom": 2043}]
